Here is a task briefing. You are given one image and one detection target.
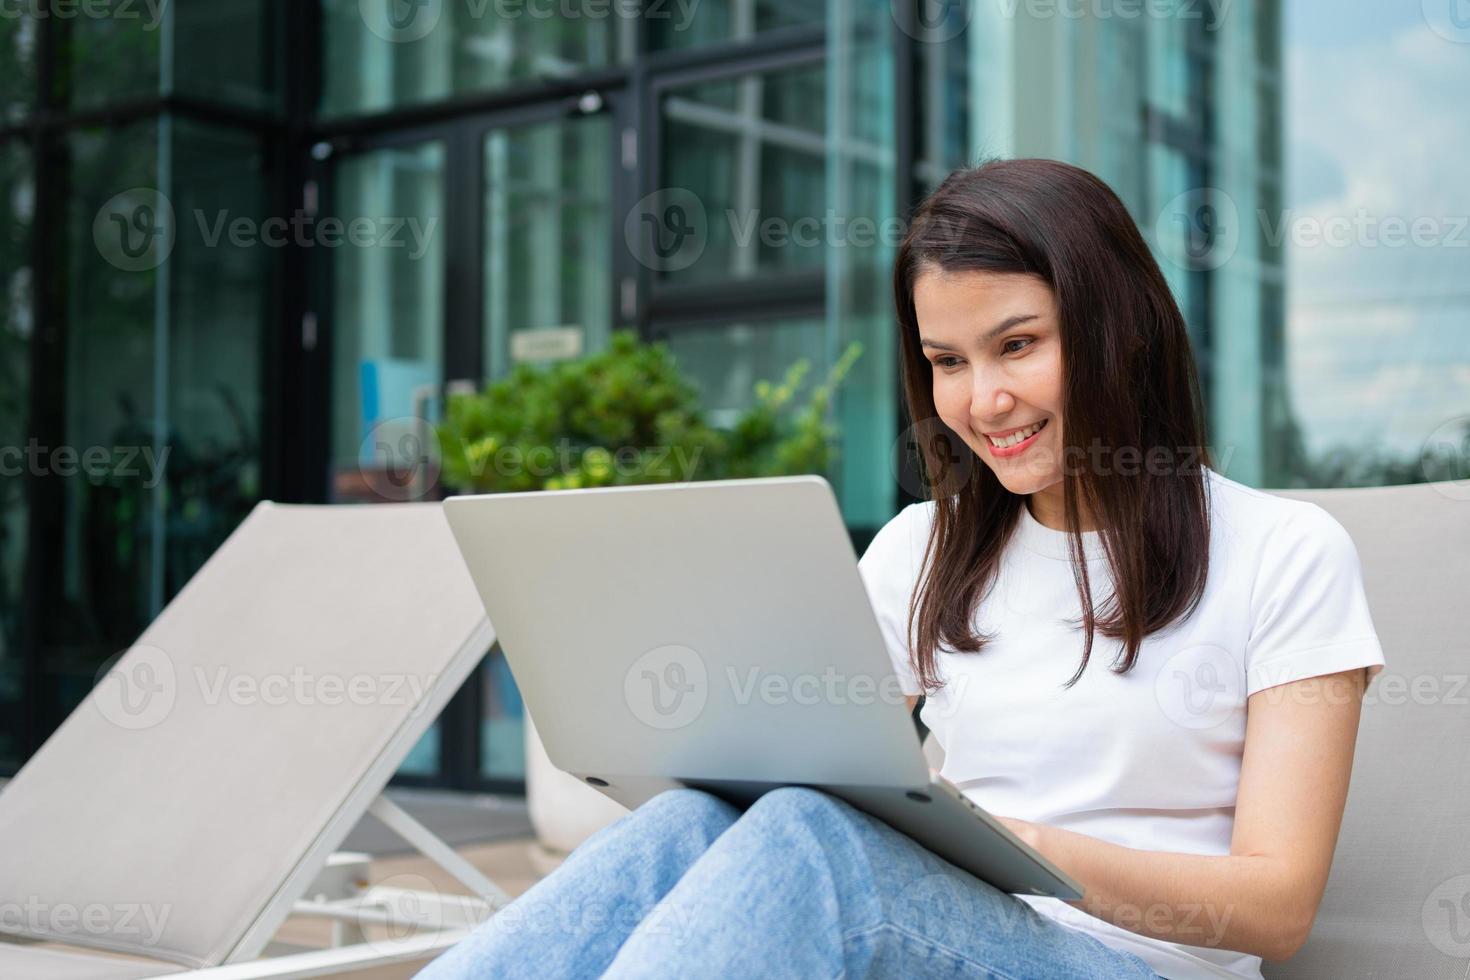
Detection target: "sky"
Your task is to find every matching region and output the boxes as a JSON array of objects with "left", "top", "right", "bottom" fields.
[{"left": 1282, "top": 0, "right": 1470, "bottom": 455}]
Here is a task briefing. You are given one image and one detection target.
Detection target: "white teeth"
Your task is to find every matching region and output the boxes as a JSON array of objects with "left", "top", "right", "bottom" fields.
[{"left": 988, "top": 419, "right": 1045, "bottom": 448}]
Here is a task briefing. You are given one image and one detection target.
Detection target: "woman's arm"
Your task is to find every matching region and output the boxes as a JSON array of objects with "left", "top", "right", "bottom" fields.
[{"left": 1000, "top": 666, "right": 1369, "bottom": 962}]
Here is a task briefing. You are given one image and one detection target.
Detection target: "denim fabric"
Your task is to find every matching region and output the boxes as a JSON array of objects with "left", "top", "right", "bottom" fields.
[{"left": 415, "top": 787, "right": 1160, "bottom": 979}]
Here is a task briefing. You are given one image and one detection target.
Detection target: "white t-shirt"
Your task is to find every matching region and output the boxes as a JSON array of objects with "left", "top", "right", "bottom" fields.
[{"left": 856, "top": 467, "right": 1385, "bottom": 980}]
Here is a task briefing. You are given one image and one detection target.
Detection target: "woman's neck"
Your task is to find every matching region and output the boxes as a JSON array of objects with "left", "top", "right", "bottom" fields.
[{"left": 1027, "top": 482, "right": 1100, "bottom": 532}]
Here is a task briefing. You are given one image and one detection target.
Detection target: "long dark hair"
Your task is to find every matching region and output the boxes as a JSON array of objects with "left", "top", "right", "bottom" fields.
[{"left": 893, "top": 158, "right": 1213, "bottom": 691}]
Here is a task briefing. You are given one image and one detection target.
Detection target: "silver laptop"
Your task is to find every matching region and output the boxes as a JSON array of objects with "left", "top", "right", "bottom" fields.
[{"left": 443, "top": 475, "right": 1082, "bottom": 900}]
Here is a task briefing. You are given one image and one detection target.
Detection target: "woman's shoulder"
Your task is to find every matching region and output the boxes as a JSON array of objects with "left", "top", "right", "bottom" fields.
[{"left": 1204, "top": 467, "right": 1357, "bottom": 557}]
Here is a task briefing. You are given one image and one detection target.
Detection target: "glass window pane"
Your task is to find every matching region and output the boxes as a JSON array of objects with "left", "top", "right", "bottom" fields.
[
  {"left": 398, "top": 721, "right": 441, "bottom": 777},
  {"left": 52, "top": 121, "right": 161, "bottom": 718},
  {"left": 45, "top": 118, "right": 273, "bottom": 730},
  {"left": 59, "top": 7, "right": 164, "bottom": 109},
  {"left": 1278, "top": 3, "right": 1470, "bottom": 487},
  {"left": 320, "top": 1, "right": 631, "bottom": 118},
  {"left": 166, "top": 119, "right": 268, "bottom": 586},
  {"left": 484, "top": 114, "right": 612, "bottom": 380},
  {"left": 0, "top": 16, "right": 37, "bottom": 125},
  {"left": 330, "top": 142, "right": 445, "bottom": 503},
  {"left": 480, "top": 648, "right": 524, "bottom": 782},
  {"left": 174, "top": 0, "right": 283, "bottom": 112},
  {"left": 657, "top": 60, "right": 826, "bottom": 286},
  {"left": 662, "top": 318, "right": 825, "bottom": 429},
  {"left": 647, "top": 0, "right": 823, "bottom": 51},
  {"left": 0, "top": 141, "right": 32, "bottom": 768}
]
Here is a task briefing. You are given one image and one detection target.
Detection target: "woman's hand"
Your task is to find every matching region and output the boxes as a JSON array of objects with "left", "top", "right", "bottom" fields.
[
  {"left": 928, "top": 768, "right": 1047, "bottom": 853},
  {"left": 996, "top": 815, "right": 1045, "bottom": 853}
]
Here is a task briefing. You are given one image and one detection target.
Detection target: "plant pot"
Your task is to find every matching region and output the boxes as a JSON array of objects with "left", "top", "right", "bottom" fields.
[{"left": 524, "top": 710, "right": 629, "bottom": 860}]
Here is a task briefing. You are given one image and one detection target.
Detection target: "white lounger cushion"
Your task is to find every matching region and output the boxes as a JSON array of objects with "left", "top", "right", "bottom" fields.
[
  {"left": 0, "top": 944, "right": 184, "bottom": 979},
  {"left": 0, "top": 502, "right": 495, "bottom": 969}
]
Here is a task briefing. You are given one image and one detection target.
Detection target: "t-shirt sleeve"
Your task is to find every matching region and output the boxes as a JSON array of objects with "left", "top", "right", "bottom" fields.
[
  {"left": 1244, "top": 503, "right": 1386, "bottom": 697},
  {"left": 857, "top": 503, "right": 924, "bottom": 697}
]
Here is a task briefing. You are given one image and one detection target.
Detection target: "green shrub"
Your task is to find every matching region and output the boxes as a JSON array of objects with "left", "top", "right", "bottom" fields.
[{"left": 437, "top": 329, "right": 863, "bottom": 493}]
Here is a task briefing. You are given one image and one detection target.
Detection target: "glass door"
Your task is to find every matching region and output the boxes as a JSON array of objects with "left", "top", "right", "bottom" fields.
[
  {"left": 312, "top": 101, "right": 619, "bottom": 791},
  {"left": 476, "top": 107, "right": 616, "bottom": 784},
  {"left": 326, "top": 138, "right": 447, "bottom": 506}
]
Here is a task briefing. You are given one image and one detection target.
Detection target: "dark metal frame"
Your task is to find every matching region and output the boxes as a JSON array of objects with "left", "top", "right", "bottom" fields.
[{"left": 2, "top": 7, "right": 906, "bottom": 789}]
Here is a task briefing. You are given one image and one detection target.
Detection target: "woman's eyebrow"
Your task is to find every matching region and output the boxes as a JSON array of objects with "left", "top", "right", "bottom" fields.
[{"left": 920, "top": 313, "right": 1040, "bottom": 352}]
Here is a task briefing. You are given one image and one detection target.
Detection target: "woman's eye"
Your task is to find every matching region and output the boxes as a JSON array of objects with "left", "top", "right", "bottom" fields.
[
  {"left": 934, "top": 355, "right": 962, "bottom": 369},
  {"left": 1002, "top": 338, "right": 1033, "bottom": 355}
]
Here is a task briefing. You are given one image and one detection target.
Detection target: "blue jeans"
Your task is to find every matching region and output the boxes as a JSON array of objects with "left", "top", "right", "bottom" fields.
[{"left": 415, "top": 786, "right": 1159, "bottom": 979}]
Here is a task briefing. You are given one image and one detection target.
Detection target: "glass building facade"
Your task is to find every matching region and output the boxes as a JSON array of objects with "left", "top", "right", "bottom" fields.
[{"left": 2, "top": 0, "right": 1465, "bottom": 787}]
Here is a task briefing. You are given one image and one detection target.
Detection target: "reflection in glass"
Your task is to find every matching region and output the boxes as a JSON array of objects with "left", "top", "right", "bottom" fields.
[
  {"left": 484, "top": 115, "right": 612, "bottom": 380},
  {"left": 660, "top": 61, "right": 827, "bottom": 285},
  {"left": 663, "top": 318, "right": 826, "bottom": 430},
  {"left": 0, "top": 15, "right": 37, "bottom": 125},
  {"left": 330, "top": 142, "right": 445, "bottom": 504},
  {"left": 320, "top": 0, "right": 631, "bottom": 117},
  {"left": 480, "top": 648, "right": 524, "bottom": 782},
  {"left": 47, "top": 119, "right": 268, "bottom": 725},
  {"left": 0, "top": 142, "right": 32, "bottom": 767},
  {"left": 647, "top": 0, "right": 824, "bottom": 51}
]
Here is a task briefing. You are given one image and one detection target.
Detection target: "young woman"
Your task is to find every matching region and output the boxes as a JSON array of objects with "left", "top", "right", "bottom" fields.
[{"left": 416, "top": 159, "right": 1385, "bottom": 980}]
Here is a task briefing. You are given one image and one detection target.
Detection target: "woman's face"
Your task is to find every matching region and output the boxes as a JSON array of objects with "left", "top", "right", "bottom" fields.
[{"left": 914, "top": 268, "right": 1066, "bottom": 498}]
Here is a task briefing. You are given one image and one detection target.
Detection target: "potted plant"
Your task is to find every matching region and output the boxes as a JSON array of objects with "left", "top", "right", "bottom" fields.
[{"left": 437, "top": 329, "right": 862, "bottom": 866}]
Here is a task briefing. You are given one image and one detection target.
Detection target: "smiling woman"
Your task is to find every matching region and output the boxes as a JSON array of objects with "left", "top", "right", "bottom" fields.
[
  {"left": 857, "top": 157, "right": 1387, "bottom": 980},
  {"left": 894, "top": 157, "right": 1214, "bottom": 693}
]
